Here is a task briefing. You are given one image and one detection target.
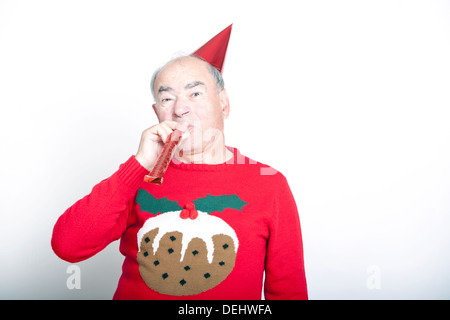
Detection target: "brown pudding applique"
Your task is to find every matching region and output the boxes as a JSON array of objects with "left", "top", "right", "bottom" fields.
[{"left": 135, "top": 191, "right": 247, "bottom": 296}]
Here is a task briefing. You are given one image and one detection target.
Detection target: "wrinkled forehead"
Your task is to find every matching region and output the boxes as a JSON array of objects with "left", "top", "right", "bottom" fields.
[{"left": 155, "top": 56, "right": 212, "bottom": 87}]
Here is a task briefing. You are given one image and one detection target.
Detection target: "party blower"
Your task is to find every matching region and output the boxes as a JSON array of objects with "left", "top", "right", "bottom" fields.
[{"left": 144, "top": 129, "right": 183, "bottom": 184}]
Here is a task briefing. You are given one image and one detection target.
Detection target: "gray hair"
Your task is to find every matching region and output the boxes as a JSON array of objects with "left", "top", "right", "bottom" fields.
[{"left": 150, "top": 55, "right": 225, "bottom": 101}]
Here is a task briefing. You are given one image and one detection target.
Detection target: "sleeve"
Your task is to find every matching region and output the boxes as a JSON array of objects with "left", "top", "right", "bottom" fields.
[
  {"left": 264, "top": 174, "right": 308, "bottom": 300},
  {"left": 51, "top": 156, "right": 149, "bottom": 263}
]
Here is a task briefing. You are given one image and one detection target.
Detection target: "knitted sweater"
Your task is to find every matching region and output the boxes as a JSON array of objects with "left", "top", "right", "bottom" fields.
[{"left": 51, "top": 148, "right": 308, "bottom": 300}]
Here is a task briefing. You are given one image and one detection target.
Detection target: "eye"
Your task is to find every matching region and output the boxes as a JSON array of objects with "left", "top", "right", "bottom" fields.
[
  {"left": 192, "top": 92, "right": 201, "bottom": 97},
  {"left": 161, "top": 98, "right": 172, "bottom": 103}
]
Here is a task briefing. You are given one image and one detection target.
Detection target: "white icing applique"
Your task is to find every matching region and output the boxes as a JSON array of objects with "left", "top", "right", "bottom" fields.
[{"left": 137, "top": 211, "right": 239, "bottom": 264}]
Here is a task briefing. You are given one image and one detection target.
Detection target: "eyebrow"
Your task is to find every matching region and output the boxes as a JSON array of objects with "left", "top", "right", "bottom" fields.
[
  {"left": 185, "top": 81, "right": 206, "bottom": 90},
  {"left": 158, "top": 81, "right": 206, "bottom": 96},
  {"left": 158, "top": 86, "right": 173, "bottom": 94}
]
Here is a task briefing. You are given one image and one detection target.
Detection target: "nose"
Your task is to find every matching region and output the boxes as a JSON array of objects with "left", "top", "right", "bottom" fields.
[{"left": 173, "top": 96, "right": 191, "bottom": 118}]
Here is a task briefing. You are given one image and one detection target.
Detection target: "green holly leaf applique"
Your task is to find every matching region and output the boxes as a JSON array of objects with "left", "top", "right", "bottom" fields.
[
  {"left": 136, "top": 189, "right": 181, "bottom": 215},
  {"left": 193, "top": 194, "right": 248, "bottom": 214},
  {"left": 136, "top": 190, "right": 248, "bottom": 215}
]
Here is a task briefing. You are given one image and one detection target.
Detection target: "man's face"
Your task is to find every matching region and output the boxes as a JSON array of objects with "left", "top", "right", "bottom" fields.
[{"left": 152, "top": 56, "right": 230, "bottom": 153}]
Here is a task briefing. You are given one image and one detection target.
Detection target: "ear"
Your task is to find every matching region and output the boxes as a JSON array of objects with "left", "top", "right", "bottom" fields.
[
  {"left": 219, "top": 89, "right": 230, "bottom": 119},
  {"left": 152, "top": 104, "right": 161, "bottom": 122}
]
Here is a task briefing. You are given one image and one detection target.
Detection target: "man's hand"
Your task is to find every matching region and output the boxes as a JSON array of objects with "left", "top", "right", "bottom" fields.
[{"left": 135, "top": 121, "right": 189, "bottom": 171}]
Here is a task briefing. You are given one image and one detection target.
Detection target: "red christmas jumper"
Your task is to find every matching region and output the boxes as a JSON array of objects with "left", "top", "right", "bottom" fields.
[{"left": 51, "top": 148, "right": 308, "bottom": 299}]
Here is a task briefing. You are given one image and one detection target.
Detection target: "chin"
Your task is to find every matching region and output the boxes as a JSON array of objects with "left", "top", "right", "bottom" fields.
[{"left": 178, "top": 137, "right": 202, "bottom": 153}]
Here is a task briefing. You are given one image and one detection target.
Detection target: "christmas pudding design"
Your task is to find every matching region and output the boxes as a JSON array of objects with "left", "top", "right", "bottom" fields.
[{"left": 135, "top": 190, "right": 247, "bottom": 296}]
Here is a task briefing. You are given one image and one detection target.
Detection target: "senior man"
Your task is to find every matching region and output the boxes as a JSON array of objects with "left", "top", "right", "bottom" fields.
[{"left": 52, "top": 25, "right": 308, "bottom": 300}]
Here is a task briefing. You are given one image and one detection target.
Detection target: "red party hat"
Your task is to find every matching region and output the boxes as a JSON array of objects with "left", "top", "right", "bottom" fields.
[{"left": 192, "top": 24, "right": 232, "bottom": 74}]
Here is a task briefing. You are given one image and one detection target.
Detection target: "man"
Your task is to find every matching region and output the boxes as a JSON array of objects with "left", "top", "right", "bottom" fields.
[
  {"left": 136, "top": 55, "right": 233, "bottom": 170},
  {"left": 51, "top": 25, "right": 308, "bottom": 299}
]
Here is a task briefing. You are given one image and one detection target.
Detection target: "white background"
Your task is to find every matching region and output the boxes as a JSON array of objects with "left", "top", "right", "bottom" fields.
[{"left": 1, "top": 0, "right": 450, "bottom": 299}]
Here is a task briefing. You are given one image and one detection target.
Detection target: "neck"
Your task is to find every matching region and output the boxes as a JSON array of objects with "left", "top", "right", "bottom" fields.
[{"left": 175, "top": 136, "right": 233, "bottom": 165}]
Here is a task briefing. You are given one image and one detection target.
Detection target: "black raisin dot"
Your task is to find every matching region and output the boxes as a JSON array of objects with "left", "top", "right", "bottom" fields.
[
  {"left": 143, "top": 251, "right": 148, "bottom": 257},
  {"left": 184, "top": 266, "right": 190, "bottom": 271},
  {"left": 192, "top": 250, "right": 199, "bottom": 256},
  {"left": 170, "top": 235, "right": 176, "bottom": 241},
  {"left": 219, "top": 261, "right": 225, "bottom": 266},
  {"left": 179, "top": 279, "right": 186, "bottom": 286},
  {"left": 162, "top": 273, "right": 168, "bottom": 280},
  {"left": 222, "top": 243, "right": 229, "bottom": 250},
  {"left": 168, "top": 248, "right": 174, "bottom": 254},
  {"left": 153, "top": 260, "right": 159, "bottom": 266},
  {"left": 144, "top": 237, "right": 150, "bottom": 243},
  {"left": 204, "top": 273, "right": 211, "bottom": 279}
]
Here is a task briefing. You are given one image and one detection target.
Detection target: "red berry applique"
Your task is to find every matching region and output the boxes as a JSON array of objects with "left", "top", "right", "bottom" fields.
[
  {"left": 180, "top": 209, "right": 190, "bottom": 219},
  {"left": 180, "top": 202, "right": 198, "bottom": 220}
]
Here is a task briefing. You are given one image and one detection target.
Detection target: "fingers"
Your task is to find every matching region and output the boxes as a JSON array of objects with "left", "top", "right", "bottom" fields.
[
  {"left": 175, "top": 121, "right": 190, "bottom": 132},
  {"left": 136, "top": 120, "right": 193, "bottom": 170},
  {"left": 154, "top": 121, "right": 176, "bottom": 143},
  {"left": 151, "top": 120, "right": 191, "bottom": 143}
]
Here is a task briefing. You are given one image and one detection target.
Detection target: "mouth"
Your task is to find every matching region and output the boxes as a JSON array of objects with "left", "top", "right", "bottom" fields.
[{"left": 182, "top": 123, "right": 198, "bottom": 136}]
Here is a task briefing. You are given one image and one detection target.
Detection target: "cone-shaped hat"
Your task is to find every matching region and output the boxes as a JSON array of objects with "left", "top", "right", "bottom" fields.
[{"left": 192, "top": 24, "right": 232, "bottom": 74}]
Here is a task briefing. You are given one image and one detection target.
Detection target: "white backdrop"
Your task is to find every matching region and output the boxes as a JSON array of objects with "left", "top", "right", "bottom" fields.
[{"left": 1, "top": 0, "right": 450, "bottom": 299}]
